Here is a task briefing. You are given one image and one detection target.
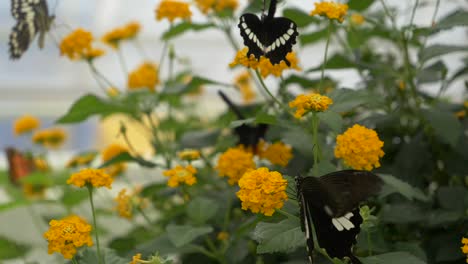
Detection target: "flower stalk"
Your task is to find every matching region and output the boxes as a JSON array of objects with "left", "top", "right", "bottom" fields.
[{"left": 87, "top": 185, "right": 103, "bottom": 264}]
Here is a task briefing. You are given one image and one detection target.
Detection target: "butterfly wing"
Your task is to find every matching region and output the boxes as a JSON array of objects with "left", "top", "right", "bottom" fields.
[
  {"left": 5, "top": 148, "right": 36, "bottom": 185},
  {"left": 33, "top": 0, "right": 53, "bottom": 49},
  {"left": 234, "top": 123, "right": 268, "bottom": 149},
  {"left": 264, "top": 17, "right": 298, "bottom": 65},
  {"left": 9, "top": 20, "right": 35, "bottom": 59},
  {"left": 239, "top": 13, "right": 265, "bottom": 60}
]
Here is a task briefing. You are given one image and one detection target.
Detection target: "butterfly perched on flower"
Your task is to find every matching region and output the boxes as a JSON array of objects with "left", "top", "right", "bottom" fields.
[
  {"left": 5, "top": 147, "right": 36, "bottom": 185},
  {"left": 295, "top": 170, "right": 383, "bottom": 264},
  {"left": 218, "top": 90, "right": 268, "bottom": 151},
  {"left": 9, "top": 0, "right": 55, "bottom": 59},
  {"left": 238, "top": 0, "right": 298, "bottom": 65}
]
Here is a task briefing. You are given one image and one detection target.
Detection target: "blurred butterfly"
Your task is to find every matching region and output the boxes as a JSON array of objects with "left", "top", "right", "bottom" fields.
[
  {"left": 218, "top": 90, "right": 268, "bottom": 151},
  {"left": 5, "top": 147, "right": 36, "bottom": 185},
  {"left": 9, "top": 0, "right": 55, "bottom": 59},
  {"left": 295, "top": 170, "right": 383, "bottom": 264},
  {"left": 238, "top": 0, "right": 298, "bottom": 65}
]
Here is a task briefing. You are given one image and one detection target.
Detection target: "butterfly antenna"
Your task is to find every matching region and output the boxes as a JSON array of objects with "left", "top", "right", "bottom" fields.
[
  {"left": 218, "top": 90, "right": 245, "bottom": 119},
  {"left": 267, "top": 0, "right": 277, "bottom": 19}
]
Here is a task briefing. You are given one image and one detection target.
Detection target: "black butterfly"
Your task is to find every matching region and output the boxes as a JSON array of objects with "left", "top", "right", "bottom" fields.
[
  {"left": 238, "top": 0, "right": 299, "bottom": 66},
  {"left": 295, "top": 170, "right": 383, "bottom": 264},
  {"left": 218, "top": 90, "right": 268, "bottom": 150},
  {"left": 9, "top": 0, "right": 55, "bottom": 59}
]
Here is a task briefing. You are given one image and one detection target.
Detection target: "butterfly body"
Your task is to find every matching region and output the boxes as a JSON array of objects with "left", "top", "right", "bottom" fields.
[
  {"left": 9, "top": 0, "right": 55, "bottom": 59},
  {"left": 296, "top": 170, "right": 383, "bottom": 264},
  {"left": 238, "top": 0, "right": 298, "bottom": 65}
]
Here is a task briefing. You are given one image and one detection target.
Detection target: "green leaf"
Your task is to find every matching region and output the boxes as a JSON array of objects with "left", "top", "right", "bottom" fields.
[
  {"left": 422, "top": 108, "right": 462, "bottom": 148},
  {"left": 283, "top": 8, "right": 319, "bottom": 28},
  {"left": 419, "top": 44, "right": 468, "bottom": 63},
  {"left": 361, "top": 252, "right": 425, "bottom": 264},
  {"left": 0, "top": 236, "right": 29, "bottom": 259},
  {"left": 57, "top": 94, "right": 136, "bottom": 124},
  {"left": 99, "top": 152, "right": 159, "bottom": 168},
  {"left": 435, "top": 10, "right": 468, "bottom": 31},
  {"left": 380, "top": 203, "right": 425, "bottom": 223},
  {"left": 417, "top": 60, "right": 447, "bottom": 83},
  {"left": 378, "top": 174, "right": 428, "bottom": 201},
  {"left": 180, "top": 129, "right": 221, "bottom": 149},
  {"left": 186, "top": 197, "right": 219, "bottom": 224},
  {"left": 166, "top": 225, "right": 213, "bottom": 247},
  {"left": 253, "top": 218, "right": 305, "bottom": 254},
  {"left": 328, "top": 88, "right": 375, "bottom": 113},
  {"left": 79, "top": 248, "right": 127, "bottom": 264},
  {"left": 255, "top": 111, "right": 277, "bottom": 125},
  {"left": 282, "top": 74, "right": 322, "bottom": 88},
  {"left": 131, "top": 234, "right": 196, "bottom": 257},
  {"left": 317, "top": 111, "right": 343, "bottom": 132},
  {"left": 393, "top": 242, "right": 427, "bottom": 262},
  {"left": 61, "top": 188, "right": 89, "bottom": 207},
  {"left": 300, "top": 28, "right": 328, "bottom": 45},
  {"left": 348, "top": 0, "right": 375, "bottom": 11},
  {"left": 307, "top": 54, "right": 355, "bottom": 72},
  {"left": 162, "top": 22, "right": 215, "bottom": 40},
  {"left": 426, "top": 210, "right": 463, "bottom": 227},
  {"left": 19, "top": 172, "right": 53, "bottom": 186},
  {"left": 437, "top": 186, "right": 468, "bottom": 211}
]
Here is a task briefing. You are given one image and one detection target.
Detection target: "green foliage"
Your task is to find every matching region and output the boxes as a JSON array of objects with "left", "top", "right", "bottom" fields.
[
  {"left": 253, "top": 219, "right": 305, "bottom": 254},
  {"left": 0, "top": 236, "right": 29, "bottom": 260},
  {"left": 166, "top": 225, "right": 213, "bottom": 247}
]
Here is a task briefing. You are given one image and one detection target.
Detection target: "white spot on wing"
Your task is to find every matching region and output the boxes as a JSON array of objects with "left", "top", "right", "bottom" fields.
[
  {"left": 275, "top": 39, "right": 280, "bottom": 47},
  {"left": 283, "top": 34, "right": 290, "bottom": 41},
  {"left": 332, "top": 218, "right": 344, "bottom": 231},
  {"left": 287, "top": 29, "right": 295, "bottom": 35},
  {"left": 241, "top": 23, "right": 247, "bottom": 29},
  {"left": 324, "top": 205, "right": 333, "bottom": 216},
  {"left": 248, "top": 32, "right": 253, "bottom": 40},
  {"left": 280, "top": 37, "right": 285, "bottom": 45}
]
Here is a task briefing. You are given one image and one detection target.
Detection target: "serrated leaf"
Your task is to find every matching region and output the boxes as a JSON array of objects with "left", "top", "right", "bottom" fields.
[
  {"left": 361, "top": 252, "right": 425, "bottom": 264},
  {"left": 348, "top": 0, "right": 375, "bottom": 11},
  {"left": 253, "top": 218, "right": 305, "bottom": 254},
  {"left": 57, "top": 94, "right": 136, "bottom": 124},
  {"left": 422, "top": 108, "right": 462, "bottom": 148},
  {"left": 186, "top": 197, "right": 219, "bottom": 224},
  {"left": 317, "top": 111, "right": 343, "bottom": 132},
  {"left": 378, "top": 174, "right": 428, "bottom": 201},
  {"left": 283, "top": 8, "right": 319, "bottom": 28},
  {"left": 419, "top": 44, "right": 468, "bottom": 63},
  {"left": 166, "top": 225, "right": 213, "bottom": 247},
  {"left": 162, "top": 22, "right": 215, "bottom": 40}
]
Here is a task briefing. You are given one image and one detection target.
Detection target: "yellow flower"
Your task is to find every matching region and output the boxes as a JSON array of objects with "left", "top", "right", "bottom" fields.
[
  {"left": 194, "top": 0, "right": 217, "bottom": 13},
  {"left": 66, "top": 152, "right": 97, "bottom": 168},
  {"left": 13, "top": 115, "right": 40, "bottom": 136},
  {"left": 236, "top": 167, "right": 288, "bottom": 216},
  {"left": 43, "top": 215, "right": 93, "bottom": 259},
  {"left": 216, "top": 147, "right": 256, "bottom": 185},
  {"left": 215, "top": 0, "right": 238, "bottom": 12},
  {"left": 34, "top": 157, "right": 50, "bottom": 172},
  {"left": 101, "top": 144, "right": 128, "bottom": 177},
  {"left": 114, "top": 187, "right": 148, "bottom": 220},
  {"left": 106, "top": 87, "right": 120, "bottom": 98},
  {"left": 163, "top": 165, "right": 197, "bottom": 187},
  {"left": 195, "top": 0, "right": 238, "bottom": 13},
  {"left": 234, "top": 71, "right": 256, "bottom": 103},
  {"left": 217, "top": 231, "right": 229, "bottom": 241},
  {"left": 102, "top": 21, "right": 141, "bottom": 48},
  {"left": 130, "top": 253, "right": 142, "bottom": 264},
  {"left": 462, "top": 237, "right": 468, "bottom": 263},
  {"left": 178, "top": 149, "right": 201, "bottom": 161},
  {"left": 289, "top": 93, "right": 333, "bottom": 118},
  {"left": 67, "top": 168, "right": 113, "bottom": 189},
  {"left": 258, "top": 140, "right": 293, "bottom": 167},
  {"left": 128, "top": 62, "right": 160, "bottom": 91},
  {"left": 310, "top": 1, "right": 348, "bottom": 23},
  {"left": 60, "top": 28, "right": 94, "bottom": 60},
  {"left": 464, "top": 101, "right": 468, "bottom": 108},
  {"left": 334, "top": 124, "right": 385, "bottom": 171},
  {"left": 155, "top": 0, "right": 192, "bottom": 22},
  {"left": 32, "top": 128, "right": 67, "bottom": 148},
  {"left": 350, "top": 13, "right": 365, "bottom": 25},
  {"left": 230, "top": 48, "right": 300, "bottom": 78},
  {"left": 455, "top": 110, "right": 466, "bottom": 119},
  {"left": 83, "top": 48, "right": 105, "bottom": 61}
]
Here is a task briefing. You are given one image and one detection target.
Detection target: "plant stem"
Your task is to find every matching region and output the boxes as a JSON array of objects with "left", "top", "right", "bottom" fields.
[
  {"left": 72, "top": 256, "right": 79, "bottom": 264},
  {"left": 116, "top": 48, "right": 128, "bottom": 76},
  {"left": 319, "top": 21, "right": 333, "bottom": 93},
  {"left": 87, "top": 185, "right": 103, "bottom": 264},
  {"left": 137, "top": 207, "right": 153, "bottom": 227},
  {"left": 88, "top": 61, "right": 118, "bottom": 90},
  {"left": 254, "top": 70, "right": 287, "bottom": 111},
  {"left": 311, "top": 113, "right": 320, "bottom": 176},
  {"left": 409, "top": 0, "right": 419, "bottom": 28}
]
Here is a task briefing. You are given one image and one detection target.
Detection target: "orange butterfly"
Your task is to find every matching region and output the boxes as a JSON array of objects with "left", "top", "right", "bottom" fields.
[{"left": 5, "top": 147, "right": 36, "bottom": 185}]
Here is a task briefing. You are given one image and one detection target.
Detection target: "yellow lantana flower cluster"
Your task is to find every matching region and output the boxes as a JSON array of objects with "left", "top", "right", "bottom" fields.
[
  {"left": 350, "top": 13, "right": 365, "bottom": 25},
  {"left": 67, "top": 168, "right": 113, "bottom": 189},
  {"left": 216, "top": 146, "right": 256, "bottom": 185},
  {"left": 128, "top": 62, "right": 160, "bottom": 91},
  {"left": 462, "top": 237, "right": 468, "bottom": 263},
  {"left": 289, "top": 93, "right": 333, "bottom": 118},
  {"left": 217, "top": 231, "right": 229, "bottom": 241},
  {"left": 130, "top": 253, "right": 143, "bottom": 264},
  {"left": 177, "top": 149, "right": 201, "bottom": 161},
  {"left": 230, "top": 47, "right": 301, "bottom": 78},
  {"left": 101, "top": 144, "right": 128, "bottom": 177},
  {"left": 163, "top": 165, "right": 197, "bottom": 187},
  {"left": 334, "top": 124, "right": 385, "bottom": 171},
  {"left": 310, "top": 1, "right": 349, "bottom": 23},
  {"left": 236, "top": 167, "right": 288, "bottom": 216},
  {"left": 155, "top": 0, "right": 192, "bottom": 22},
  {"left": 258, "top": 140, "right": 293, "bottom": 167},
  {"left": 32, "top": 128, "right": 67, "bottom": 148},
  {"left": 59, "top": 28, "right": 104, "bottom": 61},
  {"left": 114, "top": 187, "right": 149, "bottom": 219},
  {"left": 43, "top": 215, "right": 93, "bottom": 259},
  {"left": 13, "top": 115, "right": 40, "bottom": 136},
  {"left": 234, "top": 71, "right": 256, "bottom": 103},
  {"left": 66, "top": 152, "right": 97, "bottom": 168},
  {"left": 194, "top": 0, "right": 238, "bottom": 14},
  {"left": 102, "top": 21, "right": 141, "bottom": 48}
]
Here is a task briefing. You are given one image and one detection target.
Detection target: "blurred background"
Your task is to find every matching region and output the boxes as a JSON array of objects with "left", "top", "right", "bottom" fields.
[{"left": 0, "top": 0, "right": 466, "bottom": 262}]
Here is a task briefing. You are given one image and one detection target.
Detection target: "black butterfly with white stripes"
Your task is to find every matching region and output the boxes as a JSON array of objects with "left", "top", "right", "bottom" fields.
[
  {"left": 9, "top": 0, "right": 55, "bottom": 59},
  {"left": 295, "top": 170, "right": 383, "bottom": 264},
  {"left": 238, "top": 0, "right": 298, "bottom": 66}
]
